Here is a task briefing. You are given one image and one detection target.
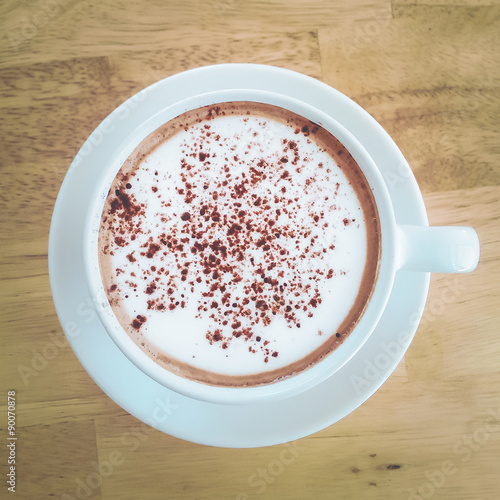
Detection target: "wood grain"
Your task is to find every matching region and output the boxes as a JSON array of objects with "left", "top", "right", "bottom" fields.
[
  {"left": 0, "top": 0, "right": 390, "bottom": 67},
  {"left": 0, "top": 0, "right": 499, "bottom": 499},
  {"left": 15, "top": 420, "right": 101, "bottom": 499},
  {"left": 319, "top": 5, "right": 500, "bottom": 192}
]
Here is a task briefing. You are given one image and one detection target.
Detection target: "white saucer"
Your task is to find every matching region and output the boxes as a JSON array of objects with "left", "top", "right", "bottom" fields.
[{"left": 48, "top": 64, "right": 430, "bottom": 448}]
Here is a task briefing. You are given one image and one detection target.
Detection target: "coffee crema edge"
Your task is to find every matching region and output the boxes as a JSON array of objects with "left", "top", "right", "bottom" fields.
[{"left": 98, "top": 101, "right": 381, "bottom": 388}]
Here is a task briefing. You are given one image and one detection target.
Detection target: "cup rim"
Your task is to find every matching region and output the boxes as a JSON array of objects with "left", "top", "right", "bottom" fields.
[{"left": 84, "top": 87, "right": 398, "bottom": 405}]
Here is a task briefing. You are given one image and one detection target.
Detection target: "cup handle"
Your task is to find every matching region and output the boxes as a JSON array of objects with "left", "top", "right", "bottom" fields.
[{"left": 396, "top": 225, "right": 480, "bottom": 273}]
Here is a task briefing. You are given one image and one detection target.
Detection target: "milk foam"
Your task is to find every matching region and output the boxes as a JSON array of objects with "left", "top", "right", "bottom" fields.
[{"left": 98, "top": 102, "right": 379, "bottom": 386}]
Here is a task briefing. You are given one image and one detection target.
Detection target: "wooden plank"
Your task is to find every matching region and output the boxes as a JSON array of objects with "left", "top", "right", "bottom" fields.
[
  {"left": 0, "top": 1, "right": 390, "bottom": 67},
  {"left": 2, "top": 419, "right": 101, "bottom": 499}
]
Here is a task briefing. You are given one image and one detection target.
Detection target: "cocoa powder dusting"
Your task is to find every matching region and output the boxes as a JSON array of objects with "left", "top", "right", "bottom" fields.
[{"left": 99, "top": 103, "right": 364, "bottom": 365}]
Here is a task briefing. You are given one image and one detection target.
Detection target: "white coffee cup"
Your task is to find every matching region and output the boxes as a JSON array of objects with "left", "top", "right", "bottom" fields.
[{"left": 84, "top": 67, "right": 479, "bottom": 405}]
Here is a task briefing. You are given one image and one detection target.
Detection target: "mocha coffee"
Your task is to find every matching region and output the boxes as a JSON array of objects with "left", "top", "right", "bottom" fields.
[{"left": 98, "top": 101, "right": 381, "bottom": 387}]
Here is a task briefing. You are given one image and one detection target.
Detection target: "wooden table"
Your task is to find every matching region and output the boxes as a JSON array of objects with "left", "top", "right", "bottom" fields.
[{"left": 1, "top": 1, "right": 499, "bottom": 498}]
